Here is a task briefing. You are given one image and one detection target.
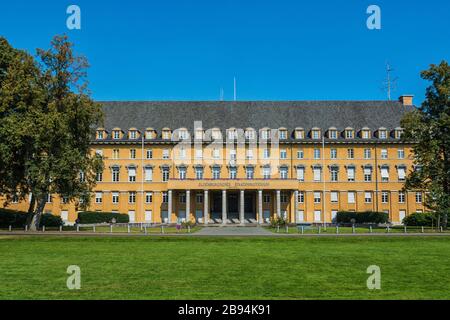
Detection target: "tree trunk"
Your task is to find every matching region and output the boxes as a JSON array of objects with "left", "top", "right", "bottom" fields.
[
  {"left": 25, "top": 194, "right": 36, "bottom": 227},
  {"left": 29, "top": 197, "right": 46, "bottom": 231}
]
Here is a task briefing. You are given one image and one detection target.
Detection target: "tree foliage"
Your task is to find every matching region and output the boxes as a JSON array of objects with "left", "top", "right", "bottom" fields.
[
  {"left": 401, "top": 60, "right": 450, "bottom": 226},
  {"left": 0, "top": 35, "right": 103, "bottom": 230}
]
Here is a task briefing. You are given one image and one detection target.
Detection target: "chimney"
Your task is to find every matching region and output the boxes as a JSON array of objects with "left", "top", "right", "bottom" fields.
[{"left": 399, "top": 95, "right": 414, "bottom": 106}]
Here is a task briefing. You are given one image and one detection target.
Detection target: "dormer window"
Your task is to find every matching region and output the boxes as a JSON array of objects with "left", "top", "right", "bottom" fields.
[
  {"left": 278, "top": 128, "right": 288, "bottom": 140},
  {"left": 328, "top": 128, "right": 338, "bottom": 139},
  {"left": 245, "top": 128, "right": 256, "bottom": 140},
  {"left": 97, "top": 130, "right": 105, "bottom": 140},
  {"left": 178, "top": 128, "right": 189, "bottom": 140},
  {"left": 378, "top": 128, "right": 387, "bottom": 139},
  {"left": 129, "top": 130, "right": 138, "bottom": 139},
  {"left": 144, "top": 128, "right": 156, "bottom": 140},
  {"left": 311, "top": 128, "right": 321, "bottom": 139},
  {"left": 227, "top": 128, "right": 237, "bottom": 140},
  {"left": 395, "top": 128, "right": 404, "bottom": 139},
  {"left": 113, "top": 130, "right": 121, "bottom": 140},
  {"left": 361, "top": 128, "right": 371, "bottom": 139},
  {"left": 260, "top": 128, "right": 270, "bottom": 140},
  {"left": 345, "top": 128, "right": 354, "bottom": 139},
  {"left": 295, "top": 128, "right": 305, "bottom": 139},
  {"left": 162, "top": 128, "right": 172, "bottom": 140}
]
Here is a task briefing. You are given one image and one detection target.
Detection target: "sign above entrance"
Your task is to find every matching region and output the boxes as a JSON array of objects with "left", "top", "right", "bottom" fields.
[{"left": 167, "top": 179, "right": 299, "bottom": 190}]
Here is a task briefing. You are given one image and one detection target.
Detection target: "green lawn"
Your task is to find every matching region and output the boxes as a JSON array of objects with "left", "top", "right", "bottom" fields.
[
  {"left": 1, "top": 235, "right": 450, "bottom": 300},
  {"left": 267, "top": 226, "right": 450, "bottom": 234}
]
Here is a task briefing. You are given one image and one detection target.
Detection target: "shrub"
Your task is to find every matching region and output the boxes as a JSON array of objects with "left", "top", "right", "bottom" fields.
[
  {"left": 39, "top": 213, "right": 63, "bottom": 227},
  {"left": 0, "top": 208, "right": 27, "bottom": 228},
  {"left": 403, "top": 212, "right": 437, "bottom": 226},
  {"left": 270, "top": 216, "right": 287, "bottom": 227},
  {"left": 336, "top": 211, "right": 389, "bottom": 224},
  {"left": 77, "top": 211, "right": 129, "bottom": 224}
]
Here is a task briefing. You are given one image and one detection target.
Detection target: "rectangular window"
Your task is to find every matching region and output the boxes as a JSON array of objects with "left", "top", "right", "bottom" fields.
[
  {"left": 364, "top": 148, "right": 371, "bottom": 159},
  {"left": 246, "top": 167, "right": 254, "bottom": 179},
  {"left": 379, "top": 131, "right": 387, "bottom": 139},
  {"left": 146, "top": 149, "right": 153, "bottom": 159},
  {"left": 178, "top": 167, "right": 187, "bottom": 180},
  {"left": 347, "top": 148, "right": 354, "bottom": 159},
  {"left": 178, "top": 148, "right": 186, "bottom": 159},
  {"left": 112, "top": 167, "right": 120, "bottom": 182},
  {"left": 314, "top": 149, "right": 321, "bottom": 159},
  {"left": 213, "top": 148, "right": 220, "bottom": 159},
  {"left": 113, "top": 149, "right": 119, "bottom": 159},
  {"left": 95, "top": 192, "right": 102, "bottom": 204},
  {"left": 331, "top": 191, "right": 338, "bottom": 203},
  {"left": 280, "top": 193, "right": 288, "bottom": 203},
  {"left": 362, "top": 130, "right": 370, "bottom": 139},
  {"left": 128, "top": 167, "right": 136, "bottom": 182},
  {"left": 312, "top": 130, "right": 320, "bottom": 139},
  {"left": 364, "top": 167, "right": 372, "bottom": 182},
  {"left": 365, "top": 192, "right": 372, "bottom": 203},
  {"left": 96, "top": 171, "right": 103, "bottom": 182},
  {"left": 280, "top": 167, "right": 288, "bottom": 179},
  {"left": 129, "top": 192, "right": 136, "bottom": 204},
  {"left": 330, "top": 148, "right": 337, "bottom": 159},
  {"left": 296, "top": 167, "right": 305, "bottom": 181},
  {"left": 195, "top": 167, "right": 204, "bottom": 180},
  {"left": 130, "top": 149, "right": 136, "bottom": 159},
  {"left": 162, "top": 192, "right": 168, "bottom": 203},
  {"left": 381, "top": 167, "right": 389, "bottom": 182},
  {"left": 297, "top": 191, "right": 304, "bottom": 203},
  {"left": 130, "top": 131, "right": 137, "bottom": 139},
  {"left": 113, "top": 131, "right": 120, "bottom": 139},
  {"left": 179, "top": 193, "right": 186, "bottom": 203},
  {"left": 246, "top": 149, "right": 254, "bottom": 159},
  {"left": 145, "top": 192, "right": 153, "bottom": 204},
  {"left": 144, "top": 167, "right": 153, "bottom": 182},
  {"left": 381, "top": 191, "right": 389, "bottom": 203},
  {"left": 263, "top": 148, "right": 270, "bottom": 159},
  {"left": 212, "top": 167, "right": 221, "bottom": 179},
  {"left": 416, "top": 192, "right": 422, "bottom": 203},
  {"left": 347, "top": 167, "right": 355, "bottom": 182},
  {"left": 314, "top": 192, "right": 321, "bottom": 203},
  {"left": 112, "top": 192, "right": 119, "bottom": 204},
  {"left": 314, "top": 210, "right": 321, "bottom": 222},
  {"left": 263, "top": 194, "right": 271, "bottom": 203},
  {"left": 398, "top": 148, "right": 405, "bottom": 159},
  {"left": 398, "top": 191, "right": 405, "bottom": 203},
  {"left": 348, "top": 192, "right": 356, "bottom": 204},
  {"left": 297, "top": 149, "right": 304, "bottom": 159},
  {"left": 313, "top": 167, "right": 322, "bottom": 182},
  {"left": 195, "top": 149, "right": 203, "bottom": 159},
  {"left": 162, "top": 168, "right": 170, "bottom": 182},
  {"left": 263, "top": 167, "right": 271, "bottom": 179},
  {"left": 229, "top": 167, "right": 237, "bottom": 179},
  {"left": 162, "top": 149, "right": 170, "bottom": 159},
  {"left": 330, "top": 167, "right": 338, "bottom": 182},
  {"left": 398, "top": 167, "right": 406, "bottom": 181},
  {"left": 280, "top": 149, "right": 287, "bottom": 159},
  {"left": 196, "top": 193, "right": 203, "bottom": 203},
  {"left": 381, "top": 149, "right": 388, "bottom": 159},
  {"left": 329, "top": 130, "right": 337, "bottom": 139}
]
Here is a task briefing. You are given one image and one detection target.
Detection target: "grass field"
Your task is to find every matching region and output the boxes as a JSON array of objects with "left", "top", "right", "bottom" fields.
[{"left": 1, "top": 235, "right": 450, "bottom": 300}]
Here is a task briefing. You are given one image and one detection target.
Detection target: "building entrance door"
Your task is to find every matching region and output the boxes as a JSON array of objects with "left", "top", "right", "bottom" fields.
[{"left": 228, "top": 193, "right": 239, "bottom": 221}]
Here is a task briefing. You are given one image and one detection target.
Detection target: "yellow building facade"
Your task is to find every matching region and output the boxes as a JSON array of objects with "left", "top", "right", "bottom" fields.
[{"left": 3, "top": 97, "right": 426, "bottom": 224}]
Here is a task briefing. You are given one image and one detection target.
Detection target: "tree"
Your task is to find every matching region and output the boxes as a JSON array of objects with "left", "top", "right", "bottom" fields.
[
  {"left": 401, "top": 61, "right": 450, "bottom": 228},
  {"left": 0, "top": 35, "right": 104, "bottom": 230}
]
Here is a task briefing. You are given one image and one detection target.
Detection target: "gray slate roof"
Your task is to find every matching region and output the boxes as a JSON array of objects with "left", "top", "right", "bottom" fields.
[{"left": 98, "top": 101, "right": 415, "bottom": 141}]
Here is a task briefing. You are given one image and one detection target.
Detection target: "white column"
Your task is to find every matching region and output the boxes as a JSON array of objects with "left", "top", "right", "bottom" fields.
[
  {"left": 239, "top": 190, "right": 245, "bottom": 224},
  {"left": 258, "top": 190, "right": 263, "bottom": 224},
  {"left": 168, "top": 190, "right": 173, "bottom": 224},
  {"left": 204, "top": 190, "right": 209, "bottom": 225},
  {"left": 185, "top": 190, "right": 190, "bottom": 222},
  {"left": 222, "top": 190, "right": 227, "bottom": 224},
  {"left": 276, "top": 190, "right": 281, "bottom": 218},
  {"left": 294, "top": 190, "right": 299, "bottom": 223}
]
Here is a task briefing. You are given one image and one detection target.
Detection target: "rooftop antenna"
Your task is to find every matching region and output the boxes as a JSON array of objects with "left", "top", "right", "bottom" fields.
[
  {"left": 233, "top": 77, "right": 237, "bottom": 101},
  {"left": 382, "top": 62, "right": 398, "bottom": 101}
]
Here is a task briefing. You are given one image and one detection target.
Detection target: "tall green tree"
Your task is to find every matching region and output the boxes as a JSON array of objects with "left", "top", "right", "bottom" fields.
[
  {"left": 401, "top": 61, "right": 450, "bottom": 227},
  {"left": 0, "top": 35, "right": 104, "bottom": 230}
]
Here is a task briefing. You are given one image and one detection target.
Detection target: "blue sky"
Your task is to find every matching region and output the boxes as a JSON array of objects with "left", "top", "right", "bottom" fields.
[{"left": 0, "top": 0, "right": 449, "bottom": 104}]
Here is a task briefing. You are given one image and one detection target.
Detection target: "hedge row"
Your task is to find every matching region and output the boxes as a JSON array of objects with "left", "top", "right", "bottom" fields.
[
  {"left": 336, "top": 211, "right": 389, "bottom": 224},
  {"left": 77, "top": 211, "right": 129, "bottom": 224},
  {"left": 0, "top": 208, "right": 63, "bottom": 227},
  {"left": 402, "top": 212, "right": 437, "bottom": 226}
]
